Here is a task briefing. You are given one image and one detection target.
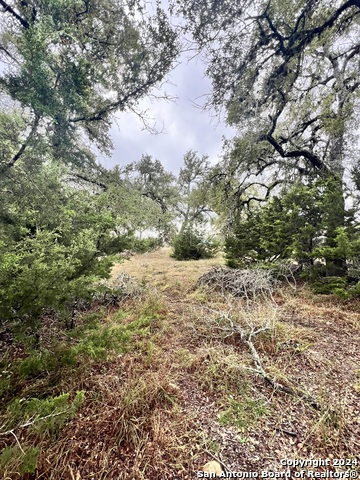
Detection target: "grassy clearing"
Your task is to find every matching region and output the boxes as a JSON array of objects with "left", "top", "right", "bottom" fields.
[{"left": 1, "top": 248, "right": 360, "bottom": 478}]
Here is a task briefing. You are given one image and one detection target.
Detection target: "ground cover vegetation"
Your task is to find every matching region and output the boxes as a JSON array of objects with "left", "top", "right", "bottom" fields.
[{"left": 0, "top": 0, "right": 360, "bottom": 478}]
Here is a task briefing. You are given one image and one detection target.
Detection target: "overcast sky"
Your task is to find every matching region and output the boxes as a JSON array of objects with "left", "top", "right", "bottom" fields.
[{"left": 99, "top": 49, "right": 236, "bottom": 174}]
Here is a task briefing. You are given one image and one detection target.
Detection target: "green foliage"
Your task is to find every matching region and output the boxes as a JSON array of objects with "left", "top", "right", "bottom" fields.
[
  {"left": 313, "top": 227, "right": 360, "bottom": 266},
  {"left": 311, "top": 275, "right": 360, "bottom": 299},
  {"left": 311, "top": 277, "right": 347, "bottom": 295},
  {"left": 0, "top": 391, "right": 80, "bottom": 472},
  {"left": 0, "top": 0, "right": 178, "bottom": 169},
  {"left": 225, "top": 183, "right": 318, "bottom": 267},
  {"left": 225, "top": 210, "right": 265, "bottom": 267},
  {"left": 177, "top": 150, "right": 212, "bottom": 231},
  {"left": 132, "top": 237, "right": 163, "bottom": 253},
  {"left": 0, "top": 230, "right": 106, "bottom": 322},
  {"left": 0, "top": 163, "right": 126, "bottom": 335},
  {"left": 5, "top": 391, "right": 85, "bottom": 436},
  {"left": 15, "top": 346, "right": 77, "bottom": 380},
  {"left": 1, "top": 446, "right": 40, "bottom": 474},
  {"left": 14, "top": 315, "right": 151, "bottom": 376},
  {"left": 0, "top": 308, "right": 152, "bottom": 404},
  {"left": 126, "top": 155, "right": 179, "bottom": 242},
  {"left": 350, "top": 282, "right": 360, "bottom": 296},
  {"left": 171, "top": 229, "right": 219, "bottom": 261},
  {"left": 225, "top": 177, "right": 359, "bottom": 276},
  {"left": 16, "top": 350, "right": 61, "bottom": 380},
  {"left": 126, "top": 151, "right": 213, "bottom": 243},
  {"left": 72, "top": 316, "right": 150, "bottom": 360}
]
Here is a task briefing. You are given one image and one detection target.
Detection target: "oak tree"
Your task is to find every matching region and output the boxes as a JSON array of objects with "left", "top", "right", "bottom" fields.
[
  {"left": 177, "top": 0, "right": 360, "bottom": 274},
  {"left": 0, "top": 0, "right": 179, "bottom": 173}
]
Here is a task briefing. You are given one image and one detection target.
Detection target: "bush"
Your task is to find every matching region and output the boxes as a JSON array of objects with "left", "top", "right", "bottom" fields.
[
  {"left": 311, "top": 276, "right": 347, "bottom": 294},
  {"left": 1, "top": 446, "right": 40, "bottom": 474},
  {"left": 171, "top": 229, "right": 219, "bottom": 261},
  {"left": 0, "top": 230, "right": 114, "bottom": 344},
  {"left": 132, "top": 237, "right": 162, "bottom": 253},
  {"left": 197, "top": 267, "right": 277, "bottom": 297}
]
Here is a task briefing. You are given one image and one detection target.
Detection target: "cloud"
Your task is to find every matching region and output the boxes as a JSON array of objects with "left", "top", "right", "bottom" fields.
[{"left": 101, "top": 52, "right": 235, "bottom": 173}]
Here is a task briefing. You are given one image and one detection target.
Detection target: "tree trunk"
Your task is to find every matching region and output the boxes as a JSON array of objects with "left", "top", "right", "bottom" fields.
[
  {"left": 324, "top": 53, "right": 348, "bottom": 277},
  {"left": 324, "top": 176, "right": 346, "bottom": 276}
]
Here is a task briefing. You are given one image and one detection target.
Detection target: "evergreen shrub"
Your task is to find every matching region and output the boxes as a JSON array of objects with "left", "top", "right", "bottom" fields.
[
  {"left": 132, "top": 237, "right": 162, "bottom": 253},
  {"left": 171, "top": 229, "right": 219, "bottom": 261}
]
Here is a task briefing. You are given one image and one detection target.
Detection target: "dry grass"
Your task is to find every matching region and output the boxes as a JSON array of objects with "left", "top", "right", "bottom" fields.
[
  {"left": 112, "top": 247, "right": 225, "bottom": 294},
  {"left": 1, "top": 249, "right": 360, "bottom": 478}
]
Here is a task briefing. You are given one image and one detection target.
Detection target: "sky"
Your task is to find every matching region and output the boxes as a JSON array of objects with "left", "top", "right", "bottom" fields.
[{"left": 99, "top": 50, "right": 236, "bottom": 174}]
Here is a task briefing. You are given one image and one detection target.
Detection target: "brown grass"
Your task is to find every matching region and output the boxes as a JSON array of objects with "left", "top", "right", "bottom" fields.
[{"left": 1, "top": 249, "right": 360, "bottom": 479}]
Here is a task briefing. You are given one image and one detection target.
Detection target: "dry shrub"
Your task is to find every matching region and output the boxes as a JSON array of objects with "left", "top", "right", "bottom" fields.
[
  {"left": 112, "top": 273, "right": 143, "bottom": 295},
  {"left": 192, "top": 295, "right": 278, "bottom": 346},
  {"left": 197, "top": 267, "right": 277, "bottom": 297}
]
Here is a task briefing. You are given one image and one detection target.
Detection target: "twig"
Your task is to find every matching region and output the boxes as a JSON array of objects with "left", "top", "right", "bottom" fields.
[
  {"left": 0, "top": 409, "right": 70, "bottom": 436},
  {"left": 275, "top": 426, "right": 298, "bottom": 437},
  {"left": 204, "top": 449, "right": 231, "bottom": 473},
  {"left": 10, "top": 431, "right": 25, "bottom": 455}
]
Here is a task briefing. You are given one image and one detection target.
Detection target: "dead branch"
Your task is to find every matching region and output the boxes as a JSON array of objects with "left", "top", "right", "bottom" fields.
[
  {"left": 197, "top": 267, "right": 277, "bottom": 298},
  {"left": 195, "top": 287, "right": 321, "bottom": 410},
  {"left": 10, "top": 430, "right": 25, "bottom": 454},
  {"left": 0, "top": 409, "right": 70, "bottom": 436}
]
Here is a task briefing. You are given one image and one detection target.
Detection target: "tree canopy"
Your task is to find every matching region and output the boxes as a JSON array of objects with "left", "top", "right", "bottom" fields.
[
  {"left": 177, "top": 0, "right": 360, "bottom": 275},
  {"left": 178, "top": 0, "right": 360, "bottom": 181},
  {"left": 0, "top": 0, "right": 179, "bottom": 173}
]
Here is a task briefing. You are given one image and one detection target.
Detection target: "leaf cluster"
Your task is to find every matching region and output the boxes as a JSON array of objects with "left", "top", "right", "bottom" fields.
[{"left": 0, "top": 0, "right": 179, "bottom": 171}]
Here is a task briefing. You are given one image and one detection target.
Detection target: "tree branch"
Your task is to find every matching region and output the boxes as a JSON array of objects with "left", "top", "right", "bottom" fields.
[
  {"left": 287, "top": 1, "right": 360, "bottom": 57},
  {"left": 0, "top": 115, "right": 40, "bottom": 175},
  {"left": 75, "top": 0, "right": 89, "bottom": 22},
  {"left": 67, "top": 173, "right": 108, "bottom": 191},
  {"left": 265, "top": 131, "right": 326, "bottom": 171},
  {"left": 0, "top": 44, "right": 21, "bottom": 64},
  {"left": 236, "top": 180, "right": 284, "bottom": 209},
  {"left": 69, "top": 69, "right": 163, "bottom": 123},
  {"left": 0, "top": 409, "right": 70, "bottom": 436},
  {"left": 0, "top": 0, "right": 29, "bottom": 28},
  {"left": 142, "top": 191, "right": 168, "bottom": 213}
]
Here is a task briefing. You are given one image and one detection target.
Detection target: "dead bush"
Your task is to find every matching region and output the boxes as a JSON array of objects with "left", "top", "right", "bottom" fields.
[{"left": 197, "top": 267, "right": 277, "bottom": 298}]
